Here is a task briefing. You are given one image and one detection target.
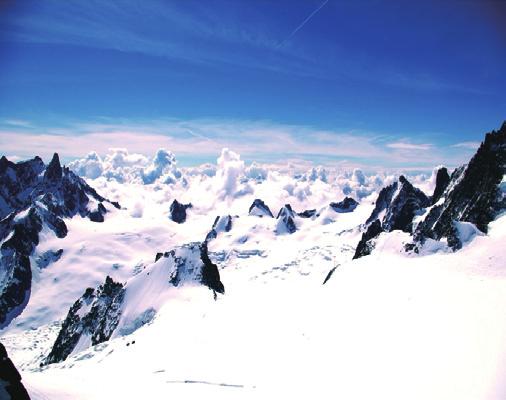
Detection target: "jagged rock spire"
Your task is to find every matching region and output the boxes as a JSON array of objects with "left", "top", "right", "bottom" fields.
[
  {"left": 412, "top": 121, "right": 506, "bottom": 250},
  {"left": 431, "top": 167, "right": 450, "bottom": 205},
  {"left": 44, "top": 153, "right": 62, "bottom": 182}
]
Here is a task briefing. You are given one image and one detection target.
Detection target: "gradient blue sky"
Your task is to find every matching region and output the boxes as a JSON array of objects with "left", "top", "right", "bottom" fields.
[{"left": 0, "top": 0, "right": 505, "bottom": 169}]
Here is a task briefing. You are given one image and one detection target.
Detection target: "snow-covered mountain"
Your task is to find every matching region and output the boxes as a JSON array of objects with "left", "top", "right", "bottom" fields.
[
  {"left": 43, "top": 242, "right": 224, "bottom": 365},
  {"left": 354, "top": 121, "right": 506, "bottom": 259},
  {"left": 0, "top": 122, "right": 505, "bottom": 400},
  {"left": 0, "top": 153, "right": 119, "bottom": 329}
]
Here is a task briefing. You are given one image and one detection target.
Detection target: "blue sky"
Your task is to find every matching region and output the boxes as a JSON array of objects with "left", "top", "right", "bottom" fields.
[{"left": 0, "top": 0, "right": 505, "bottom": 169}]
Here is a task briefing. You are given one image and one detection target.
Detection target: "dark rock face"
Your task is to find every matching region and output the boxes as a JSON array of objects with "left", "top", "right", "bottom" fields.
[
  {"left": 0, "top": 209, "right": 41, "bottom": 328},
  {"left": 205, "top": 215, "right": 233, "bottom": 242},
  {"left": 0, "top": 154, "right": 119, "bottom": 328},
  {"left": 322, "top": 266, "right": 338, "bottom": 285},
  {"left": 353, "top": 219, "right": 383, "bottom": 259},
  {"left": 0, "top": 156, "right": 45, "bottom": 219},
  {"left": 43, "top": 153, "right": 63, "bottom": 183},
  {"left": 366, "top": 176, "right": 430, "bottom": 233},
  {"left": 36, "top": 249, "right": 64, "bottom": 270},
  {"left": 365, "top": 182, "right": 398, "bottom": 226},
  {"left": 161, "top": 243, "right": 225, "bottom": 294},
  {"left": 43, "top": 276, "right": 125, "bottom": 365},
  {"left": 412, "top": 122, "right": 506, "bottom": 250},
  {"left": 276, "top": 204, "right": 297, "bottom": 234},
  {"left": 248, "top": 199, "right": 274, "bottom": 218},
  {"left": 169, "top": 199, "right": 192, "bottom": 224},
  {"left": 330, "top": 197, "right": 359, "bottom": 213},
  {"left": 297, "top": 209, "right": 317, "bottom": 218},
  {"left": 0, "top": 153, "right": 118, "bottom": 222},
  {"left": 353, "top": 175, "right": 430, "bottom": 259},
  {"left": 89, "top": 203, "right": 107, "bottom": 222},
  {"left": 0, "top": 342, "right": 31, "bottom": 400},
  {"left": 0, "top": 253, "right": 31, "bottom": 330},
  {"left": 431, "top": 167, "right": 450, "bottom": 205},
  {"left": 199, "top": 242, "right": 225, "bottom": 295}
]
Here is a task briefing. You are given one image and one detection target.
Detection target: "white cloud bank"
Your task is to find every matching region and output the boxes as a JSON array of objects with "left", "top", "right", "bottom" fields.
[
  {"left": 68, "top": 148, "right": 182, "bottom": 184},
  {"left": 0, "top": 117, "right": 474, "bottom": 169}
]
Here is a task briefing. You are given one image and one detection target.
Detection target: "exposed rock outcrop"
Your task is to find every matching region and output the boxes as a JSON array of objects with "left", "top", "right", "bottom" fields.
[
  {"left": 431, "top": 167, "right": 450, "bottom": 205},
  {"left": 354, "top": 175, "right": 430, "bottom": 259},
  {"left": 353, "top": 219, "right": 383, "bottom": 259},
  {"left": 330, "top": 197, "right": 358, "bottom": 213},
  {"left": 0, "top": 154, "right": 119, "bottom": 328},
  {"left": 0, "top": 153, "right": 119, "bottom": 222},
  {"left": 354, "top": 121, "right": 506, "bottom": 257},
  {"left": 248, "top": 199, "right": 273, "bottom": 218},
  {"left": 276, "top": 204, "right": 297, "bottom": 234},
  {"left": 366, "top": 176, "right": 430, "bottom": 233},
  {"left": 411, "top": 122, "right": 506, "bottom": 250},
  {"left": 43, "top": 276, "right": 125, "bottom": 365},
  {"left": 297, "top": 209, "right": 318, "bottom": 218},
  {"left": 45, "top": 242, "right": 224, "bottom": 365},
  {"left": 35, "top": 249, "right": 64, "bottom": 270},
  {"left": 169, "top": 199, "right": 192, "bottom": 224},
  {"left": 205, "top": 215, "right": 233, "bottom": 241},
  {"left": 0, "top": 342, "right": 31, "bottom": 399}
]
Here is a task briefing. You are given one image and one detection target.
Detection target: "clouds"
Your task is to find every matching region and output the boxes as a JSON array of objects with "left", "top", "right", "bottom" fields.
[
  {"left": 386, "top": 142, "right": 433, "bottom": 151},
  {"left": 69, "top": 151, "right": 104, "bottom": 179},
  {"left": 68, "top": 147, "right": 182, "bottom": 184},
  {"left": 141, "top": 149, "right": 180, "bottom": 184},
  {"left": 214, "top": 148, "right": 252, "bottom": 199},
  {"left": 1, "top": 1, "right": 308, "bottom": 75},
  {"left": 451, "top": 141, "right": 481, "bottom": 150},
  {"left": 0, "top": 116, "right": 475, "bottom": 169}
]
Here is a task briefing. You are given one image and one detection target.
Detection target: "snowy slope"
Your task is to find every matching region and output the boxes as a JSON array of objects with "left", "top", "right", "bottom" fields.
[
  {"left": 2, "top": 213, "right": 504, "bottom": 400},
  {"left": 0, "top": 139, "right": 505, "bottom": 400}
]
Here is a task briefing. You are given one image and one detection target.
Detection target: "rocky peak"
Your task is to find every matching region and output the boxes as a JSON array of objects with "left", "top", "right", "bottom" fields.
[
  {"left": 248, "top": 198, "right": 273, "bottom": 217},
  {"left": 45, "top": 242, "right": 225, "bottom": 365},
  {"left": 354, "top": 175, "right": 430, "bottom": 259},
  {"left": 43, "top": 153, "right": 62, "bottom": 183},
  {"left": 276, "top": 204, "right": 297, "bottom": 234},
  {"left": 43, "top": 276, "right": 125, "bottom": 366},
  {"left": 382, "top": 176, "right": 430, "bottom": 232},
  {"left": 365, "top": 176, "right": 429, "bottom": 233},
  {"left": 155, "top": 243, "right": 225, "bottom": 294},
  {"left": 0, "top": 154, "right": 119, "bottom": 329},
  {"left": 411, "top": 121, "right": 506, "bottom": 250},
  {"left": 330, "top": 197, "right": 358, "bottom": 213},
  {"left": 205, "top": 215, "right": 233, "bottom": 242},
  {"left": 431, "top": 167, "right": 450, "bottom": 205},
  {"left": 365, "top": 182, "right": 398, "bottom": 225},
  {"left": 169, "top": 199, "right": 192, "bottom": 224}
]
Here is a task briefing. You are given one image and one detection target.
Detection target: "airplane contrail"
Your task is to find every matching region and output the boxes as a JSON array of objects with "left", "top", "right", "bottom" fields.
[{"left": 279, "top": 0, "right": 329, "bottom": 47}]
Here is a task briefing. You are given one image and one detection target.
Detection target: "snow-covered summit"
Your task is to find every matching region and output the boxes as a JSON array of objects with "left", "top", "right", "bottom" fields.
[
  {"left": 43, "top": 242, "right": 224, "bottom": 365},
  {"left": 0, "top": 153, "right": 119, "bottom": 328},
  {"left": 248, "top": 199, "right": 274, "bottom": 218}
]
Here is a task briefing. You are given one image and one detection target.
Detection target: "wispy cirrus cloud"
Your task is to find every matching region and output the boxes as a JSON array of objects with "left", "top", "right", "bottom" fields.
[
  {"left": 0, "top": 116, "right": 473, "bottom": 169},
  {"left": 451, "top": 141, "right": 481, "bottom": 150},
  {"left": 386, "top": 142, "right": 433, "bottom": 151},
  {"left": 1, "top": 0, "right": 483, "bottom": 93},
  {"left": 3, "top": 119, "right": 32, "bottom": 128}
]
